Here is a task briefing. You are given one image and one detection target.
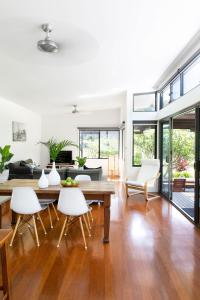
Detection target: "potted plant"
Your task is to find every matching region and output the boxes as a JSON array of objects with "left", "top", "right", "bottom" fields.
[
  {"left": 0, "top": 145, "right": 14, "bottom": 183},
  {"left": 76, "top": 156, "right": 87, "bottom": 169},
  {"left": 40, "top": 138, "right": 78, "bottom": 185}
]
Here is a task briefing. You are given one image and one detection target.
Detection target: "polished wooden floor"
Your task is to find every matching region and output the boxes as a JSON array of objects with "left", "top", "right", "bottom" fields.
[{"left": 2, "top": 183, "right": 200, "bottom": 300}]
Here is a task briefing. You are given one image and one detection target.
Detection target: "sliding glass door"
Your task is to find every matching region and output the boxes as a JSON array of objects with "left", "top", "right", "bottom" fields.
[
  {"left": 160, "top": 120, "right": 171, "bottom": 199},
  {"left": 172, "top": 109, "right": 196, "bottom": 220},
  {"left": 160, "top": 107, "right": 200, "bottom": 224}
]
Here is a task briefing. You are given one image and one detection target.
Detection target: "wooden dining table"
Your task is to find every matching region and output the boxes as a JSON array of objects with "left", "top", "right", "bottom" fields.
[{"left": 0, "top": 179, "right": 115, "bottom": 243}]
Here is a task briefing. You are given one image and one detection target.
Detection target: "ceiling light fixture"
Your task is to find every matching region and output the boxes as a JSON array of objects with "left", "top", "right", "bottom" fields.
[{"left": 37, "top": 24, "right": 59, "bottom": 53}]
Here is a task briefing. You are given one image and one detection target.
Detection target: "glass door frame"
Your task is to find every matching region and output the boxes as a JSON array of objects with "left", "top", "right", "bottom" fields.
[
  {"left": 159, "top": 105, "right": 200, "bottom": 225},
  {"left": 159, "top": 118, "right": 172, "bottom": 200}
]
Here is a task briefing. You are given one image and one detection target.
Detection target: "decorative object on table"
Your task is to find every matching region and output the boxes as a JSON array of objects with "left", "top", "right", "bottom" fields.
[
  {"left": 12, "top": 121, "right": 27, "bottom": 142},
  {"left": 0, "top": 145, "right": 14, "bottom": 183},
  {"left": 38, "top": 169, "right": 48, "bottom": 188},
  {"left": 48, "top": 162, "right": 60, "bottom": 185},
  {"left": 39, "top": 138, "right": 78, "bottom": 186},
  {"left": 61, "top": 177, "right": 79, "bottom": 187},
  {"left": 76, "top": 156, "right": 87, "bottom": 169}
]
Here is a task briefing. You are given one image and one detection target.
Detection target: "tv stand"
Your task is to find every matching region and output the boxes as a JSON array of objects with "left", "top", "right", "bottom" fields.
[{"left": 46, "top": 163, "right": 74, "bottom": 169}]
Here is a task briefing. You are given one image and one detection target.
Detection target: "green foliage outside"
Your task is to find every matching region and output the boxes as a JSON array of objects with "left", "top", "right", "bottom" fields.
[
  {"left": 40, "top": 138, "right": 78, "bottom": 161},
  {"left": 0, "top": 145, "right": 14, "bottom": 173},
  {"left": 133, "top": 129, "right": 155, "bottom": 165}
]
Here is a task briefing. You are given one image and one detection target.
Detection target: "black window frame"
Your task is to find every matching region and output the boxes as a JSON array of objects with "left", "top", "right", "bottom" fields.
[
  {"left": 79, "top": 128, "right": 120, "bottom": 159},
  {"left": 132, "top": 121, "right": 157, "bottom": 167},
  {"left": 133, "top": 92, "right": 157, "bottom": 112},
  {"left": 160, "top": 50, "right": 200, "bottom": 109}
]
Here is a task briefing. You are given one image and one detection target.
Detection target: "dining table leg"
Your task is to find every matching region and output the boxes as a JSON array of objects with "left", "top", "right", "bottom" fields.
[{"left": 103, "top": 194, "right": 111, "bottom": 243}]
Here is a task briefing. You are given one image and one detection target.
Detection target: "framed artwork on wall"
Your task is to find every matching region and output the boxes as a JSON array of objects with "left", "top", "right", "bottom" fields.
[{"left": 12, "top": 121, "right": 27, "bottom": 142}]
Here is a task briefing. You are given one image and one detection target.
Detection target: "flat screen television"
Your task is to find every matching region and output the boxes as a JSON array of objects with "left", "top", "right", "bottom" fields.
[{"left": 50, "top": 150, "right": 73, "bottom": 164}]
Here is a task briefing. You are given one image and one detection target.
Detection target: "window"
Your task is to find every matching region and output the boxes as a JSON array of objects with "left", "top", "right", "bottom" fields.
[
  {"left": 183, "top": 56, "right": 200, "bottom": 94},
  {"left": 79, "top": 129, "right": 119, "bottom": 159},
  {"left": 171, "top": 76, "right": 180, "bottom": 101},
  {"left": 160, "top": 52, "right": 200, "bottom": 109},
  {"left": 132, "top": 122, "right": 157, "bottom": 166},
  {"left": 161, "top": 85, "right": 171, "bottom": 108},
  {"left": 133, "top": 92, "right": 157, "bottom": 112}
]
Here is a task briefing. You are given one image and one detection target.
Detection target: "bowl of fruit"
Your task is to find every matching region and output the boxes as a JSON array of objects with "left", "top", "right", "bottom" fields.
[{"left": 61, "top": 177, "right": 79, "bottom": 187}]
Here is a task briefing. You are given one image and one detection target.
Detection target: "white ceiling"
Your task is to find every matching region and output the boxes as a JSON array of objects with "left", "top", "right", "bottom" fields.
[{"left": 0, "top": 0, "right": 200, "bottom": 114}]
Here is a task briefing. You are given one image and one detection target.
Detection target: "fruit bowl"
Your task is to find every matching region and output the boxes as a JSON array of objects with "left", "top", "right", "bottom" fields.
[{"left": 61, "top": 180, "right": 79, "bottom": 188}]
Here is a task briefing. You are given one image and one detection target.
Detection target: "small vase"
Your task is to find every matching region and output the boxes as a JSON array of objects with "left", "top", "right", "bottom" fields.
[
  {"left": 48, "top": 162, "right": 60, "bottom": 185},
  {"left": 38, "top": 169, "right": 48, "bottom": 189},
  {"left": 0, "top": 170, "right": 9, "bottom": 183}
]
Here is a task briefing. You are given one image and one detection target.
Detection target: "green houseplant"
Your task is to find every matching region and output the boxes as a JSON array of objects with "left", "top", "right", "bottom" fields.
[
  {"left": 39, "top": 138, "right": 78, "bottom": 185},
  {"left": 0, "top": 145, "right": 14, "bottom": 183},
  {"left": 76, "top": 156, "right": 87, "bottom": 168},
  {"left": 40, "top": 138, "right": 78, "bottom": 162}
]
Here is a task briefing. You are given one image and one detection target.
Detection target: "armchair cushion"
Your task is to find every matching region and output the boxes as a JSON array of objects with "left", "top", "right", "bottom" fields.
[{"left": 126, "top": 180, "right": 144, "bottom": 187}]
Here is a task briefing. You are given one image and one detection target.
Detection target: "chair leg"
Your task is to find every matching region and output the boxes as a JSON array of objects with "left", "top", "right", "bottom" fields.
[
  {"left": 125, "top": 183, "right": 129, "bottom": 198},
  {"left": 64, "top": 216, "right": 70, "bottom": 236},
  {"left": 47, "top": 206, "right": 53, "bottom": 229},
  {"left": 32, "top": 215, "right": 40, "bottom": 247},
  {"left": 79, "top": 216, "right": 87, "bottom": 250},
  {"left": 10, "top": 215, "right": 21, "bottom": 246},
  {"left": 83, "top": 214, "right": 91, "bottom": 237},
  {"left": 86, "top": 212, "right": 91, "bottom": 229},
  {"left": 57, "top": 217, "right": 67, "bottom": 248},
  {"left": 51, "top": 203, "right": 59, "bottom": 221},
  {"left": 89, "top": 209, "right": 94, "bottom": 223},
  {"left": 37, "top": 213, "right": 47, "bottom": 235}
]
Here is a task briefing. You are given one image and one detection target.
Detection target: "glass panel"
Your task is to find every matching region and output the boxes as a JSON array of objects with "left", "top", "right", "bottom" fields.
[
  {"left": 133, "top": 124, "right": 156, "bottom": 165},
  {"left": 184, "top": 56, "right": 200, "bottom": 94},
  {"left": 171, "top": 77, "right": 180, "bottom": 101},
  {"left": 133, "top": 93, "right": 156, "bottom": 112},
  {"left": 161, "top": 122, "right": 170, "bottom": 198},
  {"left": 172, "top": 110, "right": 195, "bottom": 220},
  {"left": 100, "top": 131, "right": 119, "bottom": 158},
  {"left": 162, "top": 85, "right": 170, "bottom": 108},
  {"left": 79, "top": 131, "right": 99, "bottom": 158}
]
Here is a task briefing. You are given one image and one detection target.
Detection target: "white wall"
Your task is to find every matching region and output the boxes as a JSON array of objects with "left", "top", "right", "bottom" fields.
[
  {"left": 0, "top": 97, "right": 42, "bottom": 163},
  {"left": 41, "top": 108, "right": 121, "bottom": 176}
]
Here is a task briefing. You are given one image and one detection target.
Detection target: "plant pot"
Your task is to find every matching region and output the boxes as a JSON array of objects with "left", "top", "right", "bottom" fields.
[
  {"left": 0, "top": 170, "right": 9, "bottom": 183},
  {"left": 78, "top": 166, "right": 84, "bottom": 170},
  {"left": 48, "top": 162, "right": 60, "bottom": 186},
  {"left": 38, "top": 169, "right": 48, "bottom": 188}
]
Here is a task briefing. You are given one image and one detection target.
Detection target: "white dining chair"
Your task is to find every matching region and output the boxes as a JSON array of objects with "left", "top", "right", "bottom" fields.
[
  {"left": 75, "top": 175, "right": 94, "bottom": 226},
  {"left": 57, "top": 188, "right": 91, "bottom": 249},
  {"left": 10, "top": 187, "right": 48, "bottom": 247}
]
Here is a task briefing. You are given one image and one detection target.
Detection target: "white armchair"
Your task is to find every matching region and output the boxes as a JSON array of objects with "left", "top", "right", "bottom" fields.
[{"left": 125, "top": 159, "right": 160, "bottom": 201}]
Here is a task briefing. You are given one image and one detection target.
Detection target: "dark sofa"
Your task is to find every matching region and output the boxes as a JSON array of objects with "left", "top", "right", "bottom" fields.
[{"left": 7, "top": 160, "right": 103, "bottom": 181}]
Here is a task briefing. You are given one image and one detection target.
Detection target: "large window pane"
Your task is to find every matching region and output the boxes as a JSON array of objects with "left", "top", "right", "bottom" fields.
[
  {"left": 171, "top": 76, "right": 180, "bottom": 101},
  {"left": 79, "top": 129, "right": 119, "bottom": 158},
  {"left": 162, "top": 85, "right": 170, "bottom": 108},
  {"left": 133, "top": 123, "right": 157, "bottom": 166},
  {"left": 100, "top": 131, "right": 119, "bottom": 158},
  {"left": 133, "top": 93, "right": 156, "bottom": 112},
  {"left": 80, "top": 131, "right": 99, "bottom": 158},
  {"left": 184, "top": 56, "right": 200, "bottom": 94}
]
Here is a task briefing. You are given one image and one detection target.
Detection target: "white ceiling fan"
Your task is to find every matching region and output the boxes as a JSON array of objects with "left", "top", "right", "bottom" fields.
[{"left": 69, "top": 105, "right": 91, "bottom": 115}]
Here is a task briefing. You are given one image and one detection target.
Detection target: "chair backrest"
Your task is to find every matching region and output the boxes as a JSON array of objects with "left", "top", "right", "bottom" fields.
[
  {"left": 57, "top": 188, "right": 89, "bottom": 216},
  {"left": 10, "top": 187, "right": 42, "bottom": 214},
  {"left": 137, "top": 159, "right": 160, "bottom": 183},
  {"left": 75, "top": 175, "right": 91, "bottom": 182}
]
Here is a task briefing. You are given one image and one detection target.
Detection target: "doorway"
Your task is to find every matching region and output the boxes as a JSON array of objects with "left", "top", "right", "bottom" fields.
[{"left": 160, "top": 107, "right": 200, "bottom": 223}]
